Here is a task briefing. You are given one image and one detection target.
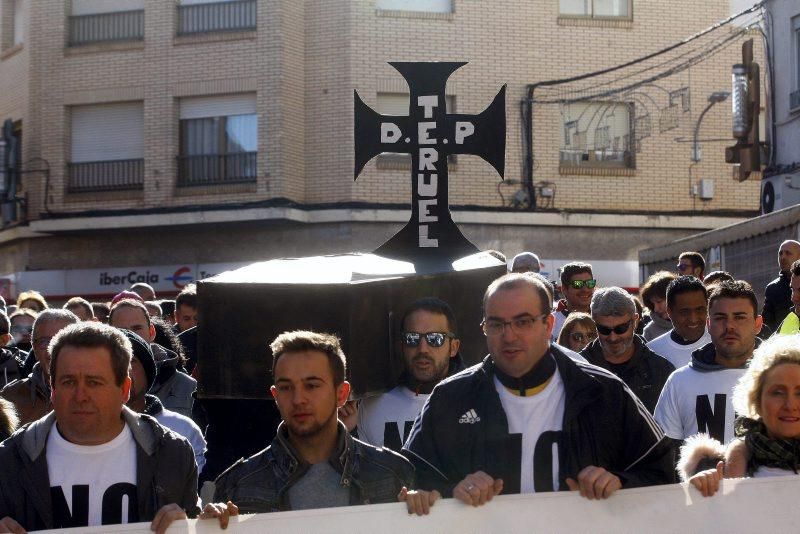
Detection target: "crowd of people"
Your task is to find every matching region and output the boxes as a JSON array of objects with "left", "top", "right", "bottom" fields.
[{"left": 1, "top": 242, "right": 800, "bottom": 532}]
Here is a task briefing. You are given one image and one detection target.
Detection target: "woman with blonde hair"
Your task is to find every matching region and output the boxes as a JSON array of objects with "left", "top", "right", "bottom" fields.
[
  {"left": 680, "top": 334, "right": 800, "bottom": 495},
  {"left": 556, "top": 312, "right": 597, "bottom": 352}
]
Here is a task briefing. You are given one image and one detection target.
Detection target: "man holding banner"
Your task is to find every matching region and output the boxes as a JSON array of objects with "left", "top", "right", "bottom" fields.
[{"left": 403, "top": 273, "right": 673, "bottom": 504}]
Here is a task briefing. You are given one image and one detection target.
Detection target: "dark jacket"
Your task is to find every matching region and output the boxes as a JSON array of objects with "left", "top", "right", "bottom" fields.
[
  {"left": 402, "top": 345, "right": 674, "bottom": 496},
  {"left": 581, "top": 335, "right": 675, "bottom": 413},
  {"left": 0, "top": 407, "right": 200, "bottom": 531},
  {"left": 0, "top": 347, "right": 25, "bottom": 389},
  {"left": 213, "top": 422, "right": 414, "bottom": 513},
  {"left": 762, "top": 272, "right": 792, "bottom": 335},
  {"left": 0, "top": 363, "right": 51, "bottom": 426}
]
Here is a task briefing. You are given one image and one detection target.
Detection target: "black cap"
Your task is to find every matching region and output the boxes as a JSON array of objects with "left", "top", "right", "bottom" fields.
[{"left": 121, "top": 329, "right": 156, "bottom": 392}]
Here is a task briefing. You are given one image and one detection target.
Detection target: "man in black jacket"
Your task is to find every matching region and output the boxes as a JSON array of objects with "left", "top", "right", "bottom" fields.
[
  {"left": 212, "top": 330, "right": 438, "bottom": 516},
  {"left": 761, "top": 240, "right": 800, "bottom": 334},
  {"left": 581, "top": 287, "right": 675, "bottom": 413},
  {"left": 0, "top": 322, "right": 201, "bottom": 533},
  {"left": 403, "top": 273, "right": 673, "bottom": 505}
]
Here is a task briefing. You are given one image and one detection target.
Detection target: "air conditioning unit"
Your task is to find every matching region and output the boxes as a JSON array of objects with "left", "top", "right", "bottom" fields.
[{"left": 761, "top": 173, "right": 800, "bottom": 214}]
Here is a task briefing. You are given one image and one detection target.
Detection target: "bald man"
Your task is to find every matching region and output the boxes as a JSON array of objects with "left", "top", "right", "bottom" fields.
[{"left": 762, "top": 240, "right": 800, "bottom": 334}]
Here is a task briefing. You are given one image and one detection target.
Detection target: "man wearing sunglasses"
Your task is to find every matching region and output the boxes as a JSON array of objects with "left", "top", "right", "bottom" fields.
[
  {"left": 676, "top": 251, "right": 705, "bottom": 279},
  {"left": 552, "top": 262, "right": 596, "bottom": 342},
  {"left": 581, "top": 288, "right": 675, "bottom": 413},
  {"left": 404, "top": 274, "right": 672, "bottom": 505},
  {"left": 351, "top": 298, "right": 462, "bottom": 451}
]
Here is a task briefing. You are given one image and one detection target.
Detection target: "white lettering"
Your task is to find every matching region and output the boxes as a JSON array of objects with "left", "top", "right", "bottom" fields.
[
  {"left": 417, "top": 95, "right": 438, "bottom": 118},
  {"left": 419, "top": 225, "right": 438, "bottom": 248},
  {"left": 417, "top": 173, "right": 437, "bottom": 197},
  {"left": 419, "top": 148, "right": 438, "bottom": 171},
  {"left": 380, "top": 123, "right": 402, "bottom": 143},
  {"left": 455, "top": 121, "right": 475, "bottom": 144},
  {"left": 419, "top": 199, "right": 438, "bottom": 223},
  {"left": 418, "top": 122, "right": 437, "bottom": 145}
]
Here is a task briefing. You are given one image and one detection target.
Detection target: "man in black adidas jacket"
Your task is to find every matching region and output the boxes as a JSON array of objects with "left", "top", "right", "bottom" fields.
[{"left": 403, "top": 273, "right": 673, "bottom": 505}]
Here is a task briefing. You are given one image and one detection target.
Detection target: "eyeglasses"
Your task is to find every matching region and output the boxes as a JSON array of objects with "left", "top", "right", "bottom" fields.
[
  {"left": 676, "top": 263, "right": 692, "bottom": 272},
  {"left": 401, "top": 332, "right": 454, "bottom": 348},
  {"left": 568, "top": 279, "right": 597, "bottom": 290},
  {"left": 596, "top": 320, "right": 633, "bottom": 336},
  {"left": 11, "top": 325, "right": 32, "bottom": 335},
  {"left": 482, "top": 314, "right": 548, "bottom": 337},
  {"left": 569, "top": 331, "right": 597, "bottom": 344}
]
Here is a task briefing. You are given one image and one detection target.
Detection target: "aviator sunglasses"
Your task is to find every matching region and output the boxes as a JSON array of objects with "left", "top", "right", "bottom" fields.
[
  {"left": 401, "top": 332, "right": 454, "bottom": 348},
  {"left": 568, "top": 279, "right": 597, "bottom": 290},
  {"left": 595, "top": 320, "right": 633, "bottom": 336}
]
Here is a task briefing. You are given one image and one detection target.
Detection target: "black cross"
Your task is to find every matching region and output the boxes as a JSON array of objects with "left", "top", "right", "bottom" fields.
[{"left": 354, "top": 62, "right": 505, "bottom": 272}]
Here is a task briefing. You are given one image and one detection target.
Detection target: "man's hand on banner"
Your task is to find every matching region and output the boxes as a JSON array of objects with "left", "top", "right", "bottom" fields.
[
  {"left": 200, "top": 501, "right": 240, "bottom": 529},
  {"left": 566, "top": 466, "right": 622, "bottom": 500},
  {"left": 398, "top": 487, "right": 441, "bottom": 516},
  {"left": 688, "top": 461, "right": 725, "bottom": 497},
  {"left": 453, "top": 471, "right": 503, "bottom": 507},
  {"left": 0, "top": 516, "right": 26, "bottom": 534},
  {"left": 150, "top": 503, "right": 188, "bottom": 534}
]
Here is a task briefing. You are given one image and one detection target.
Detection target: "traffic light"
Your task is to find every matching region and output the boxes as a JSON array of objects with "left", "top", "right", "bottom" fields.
[{"left": 725, "top": 39, "right": 761, "bottom": 182}]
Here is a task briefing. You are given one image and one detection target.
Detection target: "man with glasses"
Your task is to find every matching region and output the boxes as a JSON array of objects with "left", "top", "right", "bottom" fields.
[
  {"left": 552, "top": 262, "right": 596, "bottom": 341},
  {"left": 580, "top": 287, "right": 674, "bottom": 413},
  {"left": 403, "top": 274, "right": 672, "bottom": 505},
  {"left": 676, "top": 251, "right": 705, "bottom": 279},
  {"left": 343, "top": 298, "right": 462, "bottom": 451},
  {"left": 0, "top": 309, "right": 78, "bottom": 425}
]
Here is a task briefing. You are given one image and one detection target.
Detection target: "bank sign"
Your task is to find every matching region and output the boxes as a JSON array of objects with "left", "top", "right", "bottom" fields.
[{"left": 0, "top": 262, "right": 248, "bottom": 300}]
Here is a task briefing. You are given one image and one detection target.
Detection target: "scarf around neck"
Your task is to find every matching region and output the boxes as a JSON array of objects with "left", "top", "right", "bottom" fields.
[{"left": 737, "top": 417, "right": 800, "bottom": 474}]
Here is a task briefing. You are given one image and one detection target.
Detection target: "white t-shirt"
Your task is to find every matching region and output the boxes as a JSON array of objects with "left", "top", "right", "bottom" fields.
[
  {"left": 357, "top": 386, "right": 429, "bottom": 450},
  {"left": 494, "top": 371, "right": 565, "bottom": 493},
  {"left": 46, "top": 424, "right": 138, "bottom": 528},
  {"left": 647, "top": 329, "right": 711, "bottom": 369},
  {"left": 654, "top": 365, "right": 746, "bottom": 444}
]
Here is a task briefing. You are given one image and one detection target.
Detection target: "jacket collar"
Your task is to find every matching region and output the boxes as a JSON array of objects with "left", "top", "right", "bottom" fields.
[
  {"left": 273, "top": 421, "right": 354, "bottom": 481},
  {"left": 20, "top": 405, "right": 157, "bottom": 462},
  {"left": 690, "top": 337, "right": 762, "bottom": 371}
]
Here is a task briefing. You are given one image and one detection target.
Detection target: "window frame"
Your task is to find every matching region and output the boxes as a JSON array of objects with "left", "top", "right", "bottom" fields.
[
  {"left": 558, "top": 100, "right": 636, "bottom": 174},
  {"left": 558, "top": 0, "right": 633, "bottom": 21}
]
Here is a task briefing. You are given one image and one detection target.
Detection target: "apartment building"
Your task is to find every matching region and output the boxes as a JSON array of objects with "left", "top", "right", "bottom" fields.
[{"left": 0, "top": 0, "right": 763, "bottom": 298}]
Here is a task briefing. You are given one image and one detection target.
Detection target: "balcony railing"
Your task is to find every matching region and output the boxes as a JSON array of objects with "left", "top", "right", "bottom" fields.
[
  {"left": 68, "top": 10, "right": 144, "bottom": 46},
  {"left": 67, "top": 159, "right": 145, "bottom": 193},
  {"left": 177, "top": 152, "right": 257, "bottom": 186},
  {"left": 177, "top": 0, "right": 257, "bottom": 35},
  {"left": 559, "top": 149, "right": 633, "bottom": 168}
]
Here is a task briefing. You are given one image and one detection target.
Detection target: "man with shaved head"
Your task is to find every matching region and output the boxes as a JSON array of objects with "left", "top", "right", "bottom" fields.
[{"left": 761, "top": 240, "right": 800, "bottom": 334}]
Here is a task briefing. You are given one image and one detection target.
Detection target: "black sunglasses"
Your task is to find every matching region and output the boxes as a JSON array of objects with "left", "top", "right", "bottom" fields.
[
  {"left": 569, "top": 279, "right": 597, "bottom": 290},
  {"left": 595, "top": 320, "right": 633, "bottom": 336},
  {"left": 401, "top": 332, "right": 453, "bottom": 348}
]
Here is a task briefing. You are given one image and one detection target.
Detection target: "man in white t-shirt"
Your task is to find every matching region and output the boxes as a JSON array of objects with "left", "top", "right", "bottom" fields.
[
  {"left": 654, "top": 280, "right": 763, "bottom": 445},
  {"left": 350, "top": 298, "right": 462, "bottom": 450},
  {"left": 648, "top": 276, "right": 711, "bottom": 369},
  {"left": 0, "top": 322, "right": 203, "bottom": 533}
]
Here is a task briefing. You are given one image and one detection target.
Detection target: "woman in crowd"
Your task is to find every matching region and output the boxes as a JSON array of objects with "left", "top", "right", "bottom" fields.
[
  {"left": 680, "top": 334, "right": 800, "bottom": 495},
  {"left": 556, "top": 312, "right": 597, "bottom": 352}
]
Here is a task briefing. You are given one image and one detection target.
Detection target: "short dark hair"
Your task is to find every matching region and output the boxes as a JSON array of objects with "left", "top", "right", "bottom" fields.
[
  {"left": 49, "top": 322, "right": 132, "bottom": 388},
  {"left": 0, "top": 311, "right": 9, "bottom": 336},
  {"left": 791, "top": 259, "right": 800, "bottom": 277},
  {"left": 175, "top": 284, "right": 197, "bottom": 311},
  {"left": 703, "top": 270, "right": 735, "bottom": 285},
  {"left": 109, "top": 299, "right": 152, "bottom": 327},
  {"left": 708, "top": 280, "right": 759, "bottom": 317},
  {"left": 679, "top": 251, "right": 706, "bottom": 273},
  {"left": 130, "top": 282, "right": 156, "bottom": 298},
  {"left": 401, "top": 297, "right": 458, "bottom": 336},
  {"left": 484, "top": 273, "right": 552, "bottom": 316},
  {"left": 640, "top": 271, "right": 677, "bottom": 310},
  {"left": 560, "top": 262, "right": 593, "bottom": 287},
  {"left": 270, "top": 330, "right": 347, "bottom": 386},
  {"left": 666, "top": 276, "right": 708, "bottom": 309},
  {"left": 64, "top": 297, "right": 94, "bottom": 318}
]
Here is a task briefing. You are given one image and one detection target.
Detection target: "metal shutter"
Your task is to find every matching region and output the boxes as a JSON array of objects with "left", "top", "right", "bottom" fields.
[
  {"left": 70, "top": 102, "right": 144, "bottom": 162},
  {"left": 180, "top": 93, "right": 257, "bottom": 120},
  {"left": 71, "top": 0, "right": 144, "bottom": 16}
]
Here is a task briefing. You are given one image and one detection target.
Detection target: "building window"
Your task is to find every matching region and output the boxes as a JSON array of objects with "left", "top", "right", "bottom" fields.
[
  {"left": 559, "top": 0, "right": 631, "bottom": 18},
  {"left": 68, "top": 0, "right": 144, "bottom": 46},
  {"left": 11, "top": 0, "right": 24, "bottom": 46},
  {"left": 792, "top": 15, "right": 800, "bottom": 111},
  {"left": 68, "top": 102, "right": 145, "bottom": 192},
  {"left": 177, "top": 0, "right": 257, "bottom": 35},
  {"left": 178, "top": 93, "right": 258, "bottom": 186},
  {"left": 376, "top": 93, "right": 455, "bottom": 167},
  {"left": 1, "top": 0, "right": 25, "bottom": 51},
  {"left": 559, "top": 101, "right": 635, "bottom": 171},
  {"left": 376, "top": 0, "right": 452, "bottom": 13}
]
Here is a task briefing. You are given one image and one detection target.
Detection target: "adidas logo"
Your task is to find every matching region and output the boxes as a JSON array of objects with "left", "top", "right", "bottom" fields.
[{"left": 458, "top": 409, "right": 480, "bottom": 424}]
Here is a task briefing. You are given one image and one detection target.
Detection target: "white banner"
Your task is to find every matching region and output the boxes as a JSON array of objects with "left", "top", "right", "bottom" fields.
[{"left": 38, "top": 477, "right": 800, "bottom": 533}]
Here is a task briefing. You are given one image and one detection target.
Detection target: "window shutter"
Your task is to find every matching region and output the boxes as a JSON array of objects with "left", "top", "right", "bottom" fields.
[
  {"left": 12, "top": 0, "right": 25, "bottom": 45},
  {"left": 71, "top": 0, "right": 144, "bottom": 16},
  {"left": 180, "top": 93, "right": 257, "bottom": 119},
  {"left": 375, "top": 0, "right": 452, "bottom": 13},
  {"left": 70, "top": 102, "right": 144, "bottom": 162}
]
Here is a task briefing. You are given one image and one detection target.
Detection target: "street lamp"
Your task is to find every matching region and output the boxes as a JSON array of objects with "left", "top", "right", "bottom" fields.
[{"left": 692, "top": 91, "right": 730, "bottom": 162}]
